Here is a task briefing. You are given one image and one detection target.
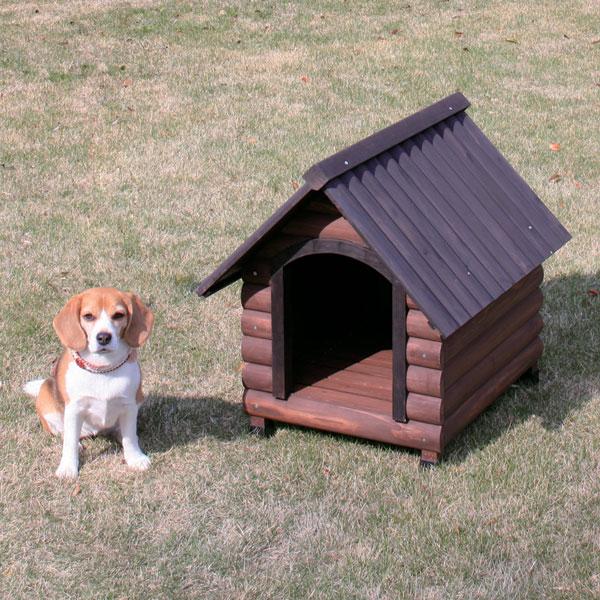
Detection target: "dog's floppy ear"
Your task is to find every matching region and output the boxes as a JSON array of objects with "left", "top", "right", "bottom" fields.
[
  {"left": 53, "top": 294, "right": 86, "bottom": 351},
  {"left": 123, "top": 293, "right": 154, "bottom": 348}
]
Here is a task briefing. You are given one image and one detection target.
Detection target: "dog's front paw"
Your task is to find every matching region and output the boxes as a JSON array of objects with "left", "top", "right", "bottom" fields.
[
  {"left": 55, "top": 460, "right": 79, "bottom": 479},
  {"left": 125, "top": 452, "right": 151, "bottom": 471}
]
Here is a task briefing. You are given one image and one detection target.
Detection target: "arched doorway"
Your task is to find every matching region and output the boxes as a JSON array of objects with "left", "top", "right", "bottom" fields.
[{"left": 270, "top": 240, "right": 407, "bottom": 422}]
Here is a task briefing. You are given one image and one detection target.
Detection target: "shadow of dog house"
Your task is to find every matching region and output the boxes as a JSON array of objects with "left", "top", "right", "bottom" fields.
[{"left": 195, "top": 92, "right": 570, "bottom": 466}]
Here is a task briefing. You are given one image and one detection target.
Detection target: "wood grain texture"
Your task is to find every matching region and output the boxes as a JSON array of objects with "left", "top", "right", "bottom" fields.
[
  {"left": 406, "top": 393, "right": 443, "bottom": 425},
  {"left": 444, "top": 266, "right": 543, "bottom": 358},
  {"left": 243, "top": 388, "right": 443, "bottom": 451},
  {"left": 443, "top": 288, "right": 543, "bottom": 386},
  {"left": 281, "top": 211, "right": 366, "bottom": 246},
  {"left": 242, "top": 360, "right": 441, "bottom": 401},
  {"left": 406, "top": 309, "right": 442, "bottom": 341},
  {"left": 406, "top": 365, "right": 442, "bottom": 397},
  {"left": 240, "top": 340, "right": 440, "bottom": 425},
  {"left": 241, "top": 335, "right": 272, "bottom": 365},
  {"left": 406, "top": 337, "right": 442, "bottom": 369},
  {"left": 241, "top": 309, "right": 272, "bottom": 339},
  {"left": 241, "top": 284, "right": 271, "bottom": 312},
  {"left": 444, "top": 314, "right": 543, "bottom": 415},
  {"left": 443, "top": 337, "right": 543, "bottom": 444}
]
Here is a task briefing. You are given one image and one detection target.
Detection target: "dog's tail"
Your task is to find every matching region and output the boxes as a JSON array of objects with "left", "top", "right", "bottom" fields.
[{"left": 23, "top": 379, "right": 45, "bottom": 398}]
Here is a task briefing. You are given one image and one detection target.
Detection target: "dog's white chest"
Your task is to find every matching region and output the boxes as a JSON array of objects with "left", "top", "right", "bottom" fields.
[{"left": 65, "top": 361, "right": 140, "bottom": 434}]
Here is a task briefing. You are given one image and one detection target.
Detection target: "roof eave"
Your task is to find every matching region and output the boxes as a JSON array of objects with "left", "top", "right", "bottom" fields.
[{"left": 194, "top": 183, "right": 313, "bottom": 297}]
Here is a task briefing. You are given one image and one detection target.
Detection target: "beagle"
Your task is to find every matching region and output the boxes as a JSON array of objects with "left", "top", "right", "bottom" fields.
[{"left": 23, "top": 288, "right": 154, "bottom": 478}]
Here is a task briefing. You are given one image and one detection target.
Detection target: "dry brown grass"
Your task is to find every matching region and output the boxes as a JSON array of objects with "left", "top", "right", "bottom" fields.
[{"left": 1, "top": 1, "right": 599, "bottom": 598}]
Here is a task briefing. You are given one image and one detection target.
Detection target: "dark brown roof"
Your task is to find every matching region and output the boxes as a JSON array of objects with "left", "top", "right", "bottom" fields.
[{"left": 195, "top": 92, "right": 570, "bottom": 338}]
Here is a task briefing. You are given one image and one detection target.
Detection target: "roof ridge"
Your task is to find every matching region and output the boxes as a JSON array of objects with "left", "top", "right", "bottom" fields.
[{"left": 303, "top": 92, "right": 470, "bottom": 190}]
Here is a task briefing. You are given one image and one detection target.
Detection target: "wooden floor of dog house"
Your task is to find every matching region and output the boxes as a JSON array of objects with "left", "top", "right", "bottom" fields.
[{"left": 296, "top": 348, "right": 394, "bottom": 407}]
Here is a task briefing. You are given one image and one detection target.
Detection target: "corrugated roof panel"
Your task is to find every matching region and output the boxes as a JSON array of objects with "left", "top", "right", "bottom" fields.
[
  {"left": 387, "top": 140, "right": 524, "bottom": 283},
  {"left": 367, "top": 155, "right": 494, "bottom": 307},
  {"left": 377, "top": 149, "right": 507, "bottom": 296},
  {"left": 195, "top": 183, "right": 314, "bottom": 297},
  {"left": 354, "top": 162, "right": 485, "bottom": 316},
  {"left": 326, "top": 174, "right": 463, "bottom": 336},
  {"left": 321, "top": 112, "right": 571, "bottom": 337},
  {"left": 427, "top": 121, "right": 552, "bottom": 260},
  {"left": 456, "top": 114, "right": 570, "bottom": 251}
]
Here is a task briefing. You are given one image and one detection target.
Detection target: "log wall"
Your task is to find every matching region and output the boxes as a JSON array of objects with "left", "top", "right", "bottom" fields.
[
  {"left": 240, "top": 197, "right": 444, "bottom": 450},
  {"left": 238, "top": 195, "right": 544, "bottom": 456}
]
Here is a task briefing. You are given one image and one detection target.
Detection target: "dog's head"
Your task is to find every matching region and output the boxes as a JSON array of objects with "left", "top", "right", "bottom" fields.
[{"left": 53, "top": 288, "right": 154, "bottom": 354}]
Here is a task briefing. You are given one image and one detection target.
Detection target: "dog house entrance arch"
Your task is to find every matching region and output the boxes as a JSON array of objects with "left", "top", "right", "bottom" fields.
[{"left": 269, "top": 239, "right": 408, "bottom": 423}]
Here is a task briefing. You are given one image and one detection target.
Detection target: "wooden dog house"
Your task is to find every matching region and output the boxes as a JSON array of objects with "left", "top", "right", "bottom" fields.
[{"left": 195, "top": 93, "right": 570, "bottom": 465}]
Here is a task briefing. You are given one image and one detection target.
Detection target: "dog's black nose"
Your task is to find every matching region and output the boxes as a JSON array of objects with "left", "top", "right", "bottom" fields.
[{"left": 96, "top": 332, "right": 112, "bottom": 346}]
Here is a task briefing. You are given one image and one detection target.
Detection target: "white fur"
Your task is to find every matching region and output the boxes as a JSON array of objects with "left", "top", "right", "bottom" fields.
[
  {"left": 23, "top": 379, "right": 44, "bottom": 398},
  {"left": 56, "top": 358, "right": 149, "bottom": 478},
  {"left": 44, "top": 412, "right": 63, "bottom": 435}
]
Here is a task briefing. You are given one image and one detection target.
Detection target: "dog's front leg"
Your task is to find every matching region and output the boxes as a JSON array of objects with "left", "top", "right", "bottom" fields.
[
  {"left": 56, "top": 403, "right": 83, "bottom": 478},
  {"left": 118, "top": 403, "right": 150, "bottom": 471}
]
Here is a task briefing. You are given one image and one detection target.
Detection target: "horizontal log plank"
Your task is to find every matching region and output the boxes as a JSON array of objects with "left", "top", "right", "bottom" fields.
[
  {"left": 406, "top": 393, "right": 444, "bottom": 425},
  {"left": 243, "top": 388, "right": 442, "bottom": 451},
  {"left": 406, "top": 310, "right": 442, "bottom": 341},
  {"left": 444, "top": 314, "right": 543, "bottom": 415},
  {"left": 294, "top": 385, "right": 443, "bottom": 425},
  {"left": 241, "top": 310, "right": 272, "bottom": 339},
  {"left": 242, "top": 336, "right": 442, "bottom": 424},
  {"left": 241, "top": 335, "right": 272, "bottom": 366},
  {"left": 444, "top": 289, "right": 543, "bottom": 386},
  {"left": 406, "top": 337, "right": 442, "bottom": 369},
  {"left": 241, "top": 284, "right": 271, "bottom": 312},
  {"left": 443, "top": 337, "right": 543, "bottom": 445},
  {"left": 406, "top": 296, "right": 418, "bottom": 310},
  {"left": 256, "top": 234, "right": 309, "bottom": 259},
  {"left": 445, "top": 266, "right": 543, "bottom": 358},
  {"left": 281, "top": 211, "right": 366, "bottom": 246},
  {"left": 407, "top": 365, "right": 442, "bottom": 397},
  {"left": 242, "top": 362, "right": 273, "bottom": 392}
]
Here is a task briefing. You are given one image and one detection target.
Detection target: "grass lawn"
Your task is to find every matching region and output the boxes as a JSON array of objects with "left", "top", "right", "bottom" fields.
[{"left": 1, "top": 0, "right": 599, "bottom": 597}]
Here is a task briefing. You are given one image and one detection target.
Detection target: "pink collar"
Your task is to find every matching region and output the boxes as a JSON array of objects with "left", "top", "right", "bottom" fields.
[{"left": 71, "top": 350, "right": 132, "bottom": 374}]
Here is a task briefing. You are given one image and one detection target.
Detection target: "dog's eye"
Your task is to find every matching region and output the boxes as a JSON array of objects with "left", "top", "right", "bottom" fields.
[
  {"left": 82, "top": 313, "right": 95, "bottom": 321},
  {"left": 112, "top": 312, "right": 125, "bottom": 320}
]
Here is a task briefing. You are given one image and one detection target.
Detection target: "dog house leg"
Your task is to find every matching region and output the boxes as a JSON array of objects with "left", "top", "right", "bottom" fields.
[
  {"left": 248, "top": 415, "right": 274, "bottom": 437},
  {"left": 519, "top": 362, "right": 540, "bottom": 384},
  {"left": 420, "top": 450, "right": 441, "bottom": 469}
]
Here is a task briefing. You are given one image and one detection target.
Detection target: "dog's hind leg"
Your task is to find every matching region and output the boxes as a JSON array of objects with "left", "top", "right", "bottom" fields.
[{"left": 35, "top": 379, "right": 64, "bottom": 436}]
